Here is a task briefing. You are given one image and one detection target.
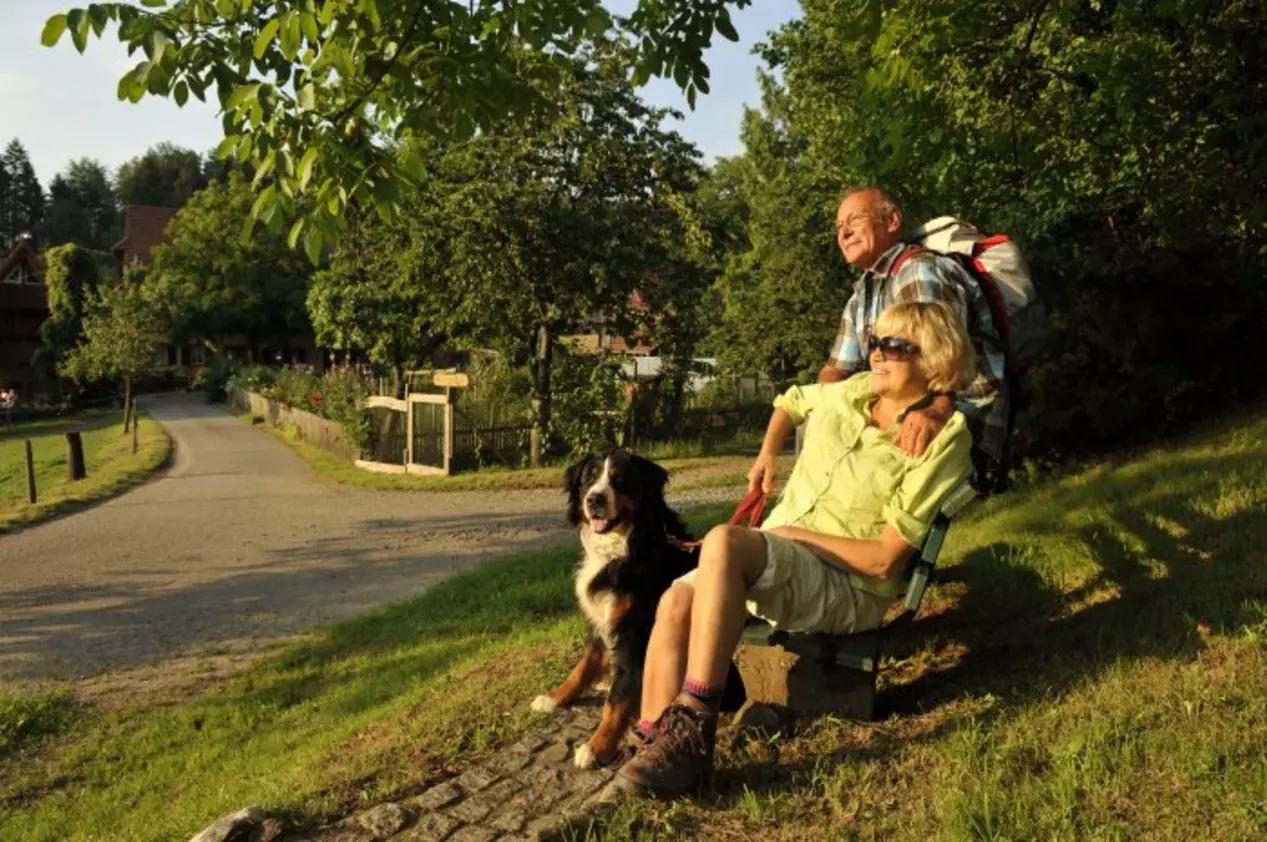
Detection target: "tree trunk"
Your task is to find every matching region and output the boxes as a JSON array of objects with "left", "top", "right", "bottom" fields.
[
  {"left": 529, "top": 323, "right": 552, "bottom": 469},
  {"left": 122, "top": 375, "right": 132, "bottom": 433},
  {"left": 392, "top": 351, "right": 406, "bottom": 400}
]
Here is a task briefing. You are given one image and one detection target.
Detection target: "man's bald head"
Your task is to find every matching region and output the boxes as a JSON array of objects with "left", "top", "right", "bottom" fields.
[{"left": 835, "top": 187, "right": 904, "bottom": 268}]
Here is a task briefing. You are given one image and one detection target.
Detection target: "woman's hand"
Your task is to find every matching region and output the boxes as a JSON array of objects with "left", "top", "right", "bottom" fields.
[{"left": 748, "top": 451, "right": 779, "bottom": 494}]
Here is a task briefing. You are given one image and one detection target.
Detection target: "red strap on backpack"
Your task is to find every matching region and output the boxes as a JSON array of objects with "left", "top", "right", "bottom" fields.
[
  {"left": 971, "top": 236, "right": 1014, "bottom": 350},
  {"left": 887, "top": 245, "right": 925, "bottom": 277},
  {"left": 669, "top": 487, "right": 768, "bottom": 550}
]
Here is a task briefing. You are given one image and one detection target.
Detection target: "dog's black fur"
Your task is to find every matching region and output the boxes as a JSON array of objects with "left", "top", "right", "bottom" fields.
[{"left": 531, "top": 448, "right": 744, "bottom": 769}]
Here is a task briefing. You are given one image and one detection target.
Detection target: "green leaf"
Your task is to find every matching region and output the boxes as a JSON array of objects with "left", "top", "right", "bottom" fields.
[
  {"left": 214, "top": 134, "right": 239, "bottom": 160},
  {"left": 226, "top": 82, "right": 260, "bottom": 112},
  {"left": 173, "top": 79, "right": 188, "bottom": 106},
  {"left": 672, "top": 59, "right": 688, "bottom": 89},
  {"left": 87, "top": 5, "right": 108, "bottom": 37},
  {"left": 254, "top": 18, "right": 280, "bottom": 60},
  {"left": 41, "top": 14, "right": 68, "bottom": 46},
  {"left": 298, "top": 146, "right": 319, "bottom": 188},
  {"left": 139, "top": 0, "right": 167, "bottom": 7},
  {"left": 299, "top": 12, "right": 319, "bottom": 45},
  {"left": 147, "top": 30, "right": 169, "bottom": 64},
  {"left": 67, "top": 9, "right": 89, "bottom": 53},
  {"left": 297, "top": 82, "right": 315, "bottom": 110},
  {"left": 303, "top": 227, "right": 323, "bottom": 265},
  {"left": 585, "top": 7, "right": 612, "bottom": 38},
  {"left": 715, "top": 11, "right": 739, "bottom": 42},
  {"left": 115, "top": 66, "right": 141, "bottom": 101},
  {"left": 287, "top": 217, "right": 305, "bottom": 250},
  {"left": 280, "top": 11, "right": 301, "bottom": 59},
  {"left": 188, "top": 75, "right": 206, "bottom": 101}
]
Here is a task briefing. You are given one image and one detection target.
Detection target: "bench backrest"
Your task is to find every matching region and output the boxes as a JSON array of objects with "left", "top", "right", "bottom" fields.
[{"left": 901, "top": 480, "right": 978, "bottom": 615}]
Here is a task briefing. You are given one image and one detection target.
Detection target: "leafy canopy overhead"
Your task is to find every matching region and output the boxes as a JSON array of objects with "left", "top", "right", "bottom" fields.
[{"left": 43, "top": 0, "right": 751, "bottom": 257}]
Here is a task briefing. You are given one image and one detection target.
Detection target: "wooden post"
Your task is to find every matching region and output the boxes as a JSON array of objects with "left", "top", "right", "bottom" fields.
[
  {"left": 65, "top": 431, "right": 86, "bottom": 481},
  {"left": 122, "top": 376, "right": 133, "bottom": 434},
  {"left": 131, "top": 407, "right": 139, "bottom": 455},
  {"left": 443, "top": 388, "right": 455, "bottom": 476},
  {"left": 24, "top": 439, "right": 37, "bottom": 503},
  {"left": 405, "top": 391, "right": 414, "bottom": 468}
]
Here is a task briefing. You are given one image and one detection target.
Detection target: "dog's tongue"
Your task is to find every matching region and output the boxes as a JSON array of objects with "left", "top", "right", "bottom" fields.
[{"left": 590, "top": 517, "right": 610, "bottom": 534}]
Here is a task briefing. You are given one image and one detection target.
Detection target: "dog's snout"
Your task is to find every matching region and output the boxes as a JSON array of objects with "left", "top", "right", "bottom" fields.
[{"left": 585, "top": 492, "right": 607, "bottom": 513}]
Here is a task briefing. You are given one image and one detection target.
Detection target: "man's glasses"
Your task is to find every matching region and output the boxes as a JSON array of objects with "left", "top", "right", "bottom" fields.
[{"left": 867, "top": 334, "right": 920, "bottom": 361}]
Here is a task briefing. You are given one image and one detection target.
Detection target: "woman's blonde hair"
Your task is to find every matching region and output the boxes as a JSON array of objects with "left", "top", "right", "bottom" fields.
[{"left": 874, "top": 300, "right": 977, "bottom": 393}]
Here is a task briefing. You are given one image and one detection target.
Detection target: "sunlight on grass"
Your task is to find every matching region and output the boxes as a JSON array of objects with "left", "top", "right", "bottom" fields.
[
  {"left": 244, "top": 412, "right": 760, "bottom": 493},
  {"left": 0, "top": 413, "right": 170, "bottom": 533},
  {"left": 3, "top": 407, "right": 1266, "bottom": 841}
]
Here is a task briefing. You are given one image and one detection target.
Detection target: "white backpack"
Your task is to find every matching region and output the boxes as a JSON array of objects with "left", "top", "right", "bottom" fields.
[{"left": 902, "top": 216, "right": 1052, "bottom": 372}]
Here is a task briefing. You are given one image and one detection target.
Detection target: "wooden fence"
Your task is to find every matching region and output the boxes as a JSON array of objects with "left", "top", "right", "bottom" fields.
[
  {"left": 452, "top": 421, "right": 535, "bottom": 467},
  {"left": 234, "top": 386, "right": 767, "bottom": 475},
  {"left": 230, "top": 388, "right": 360, "bottom": 461}
]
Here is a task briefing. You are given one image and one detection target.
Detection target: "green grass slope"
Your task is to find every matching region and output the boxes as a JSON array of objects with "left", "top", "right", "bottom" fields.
[{"left": 1, "top": 408, "right": 1264, "bottom": 841}]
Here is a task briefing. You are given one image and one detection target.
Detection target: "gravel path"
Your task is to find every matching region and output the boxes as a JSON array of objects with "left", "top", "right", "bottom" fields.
[{"left": 0, "top": 394, "right": 742, "bottom": 682}]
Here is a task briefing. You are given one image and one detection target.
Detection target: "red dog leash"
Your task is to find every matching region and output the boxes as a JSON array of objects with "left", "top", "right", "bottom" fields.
[{"left": 669, "top": 487, "right": 768, "bottom": 551}]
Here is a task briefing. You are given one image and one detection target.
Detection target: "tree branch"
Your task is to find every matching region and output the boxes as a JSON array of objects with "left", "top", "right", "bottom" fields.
[{"left": 326, "top": 0, "right": 430, "bottom": 127}]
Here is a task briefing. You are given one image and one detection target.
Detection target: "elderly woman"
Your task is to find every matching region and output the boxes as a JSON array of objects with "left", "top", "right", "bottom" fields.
[{"left": 613, "top": 300, "right": 978, "bottom": 798}]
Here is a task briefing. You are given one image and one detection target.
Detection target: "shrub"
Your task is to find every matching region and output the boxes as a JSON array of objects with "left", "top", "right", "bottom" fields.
[
  {"left": 236, "top": 364, "right": 370, "bottom": 453},
  {"left": 549, "top": 348, "right": 628, "bottom": 457},
  {"left": 202, "top": 355, "right": 238, "bottom": 403}
]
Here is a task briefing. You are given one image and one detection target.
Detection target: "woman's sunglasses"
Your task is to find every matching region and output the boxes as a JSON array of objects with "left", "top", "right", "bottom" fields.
[{"left": 867, "top": 334, "right": 920, "bottom": 361}]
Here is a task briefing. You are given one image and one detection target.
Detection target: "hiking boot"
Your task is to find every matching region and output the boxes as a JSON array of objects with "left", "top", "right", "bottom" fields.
[{"left": 614, "top": 702, "right": 717, "bottom": 798}]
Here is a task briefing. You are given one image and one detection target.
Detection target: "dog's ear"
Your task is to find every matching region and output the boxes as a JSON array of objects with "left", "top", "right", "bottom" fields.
[
  {"left": 563, "top": 455, "right": 591, "bottom": 525},
  {"left": 630, "top": 453, "right": 670, "bottom": 498}
]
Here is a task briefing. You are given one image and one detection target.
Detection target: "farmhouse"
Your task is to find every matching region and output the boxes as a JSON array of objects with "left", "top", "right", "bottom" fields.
[{"left": 0, "top": 235, "right": 48, "bottom": 393}]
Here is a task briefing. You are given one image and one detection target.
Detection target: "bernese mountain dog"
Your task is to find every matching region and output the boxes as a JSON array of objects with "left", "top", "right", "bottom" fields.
[{"left": 530, "top": 449, "right": 743, "bottom": 769}]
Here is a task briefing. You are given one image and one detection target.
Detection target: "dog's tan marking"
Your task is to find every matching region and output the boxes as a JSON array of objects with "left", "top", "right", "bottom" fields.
[
  {"left": 542, "top": 638, "right": 605, "bottom": 708},
  {"left": 578, "top": 695, "right": 637, "bottom": 768}
]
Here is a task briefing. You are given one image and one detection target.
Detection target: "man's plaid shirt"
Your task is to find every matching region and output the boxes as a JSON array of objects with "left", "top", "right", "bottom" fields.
[{"left": 830, "top": 241, "right": 1010, "bottom": 462}]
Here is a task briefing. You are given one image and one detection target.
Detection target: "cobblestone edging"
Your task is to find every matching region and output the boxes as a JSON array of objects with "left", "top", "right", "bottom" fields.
[{"left": 197, "top": 705, "right": 619, "bottom": 842}]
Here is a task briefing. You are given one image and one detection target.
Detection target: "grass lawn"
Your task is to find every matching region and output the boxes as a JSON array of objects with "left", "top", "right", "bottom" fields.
[
  {"left": 0, "top": 412, "right": 171, "bottom": 534},
  {"left": 0, "top": 407, "right": 117, "bottom": 439},
  {"left": 2, "top": 407, "right": 1265, "bottom": 841},
  {"left": 245, "top": 412, "right": 780, "bottom": 493}
]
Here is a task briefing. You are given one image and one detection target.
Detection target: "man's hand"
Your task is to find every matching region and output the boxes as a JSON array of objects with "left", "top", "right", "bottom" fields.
[
  {"left": 894, "top": 395, "right": 954, "bottom": 458},
  {"left": 747, "top": 451, "right": 779, "bottom": 495},
  {"left": 818, "top": 364, "right": 849, "bottom": 384}
]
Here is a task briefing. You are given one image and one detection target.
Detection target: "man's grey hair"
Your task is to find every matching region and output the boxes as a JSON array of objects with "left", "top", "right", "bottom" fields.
[{"left": 841, "top": 185, "right": 902, "bottom": 223}]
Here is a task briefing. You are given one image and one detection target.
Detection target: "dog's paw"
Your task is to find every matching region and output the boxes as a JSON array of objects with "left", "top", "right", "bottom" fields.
[
  {"left": 574, "top": 743, "right": 598, "bottom": 769},
  {"left": 530, "top": 695, "right": 559, "bottom": 714}
]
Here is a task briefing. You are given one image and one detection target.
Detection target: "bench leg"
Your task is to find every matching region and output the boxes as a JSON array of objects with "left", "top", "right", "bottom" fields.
[{"left": 734, "top": 642, "right": 876, "bottom": 723}]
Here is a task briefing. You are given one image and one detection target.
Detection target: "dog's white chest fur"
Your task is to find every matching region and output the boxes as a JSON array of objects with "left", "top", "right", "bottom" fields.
[{"left": 576, "top": 527, "right": 629, "bottom": 646}]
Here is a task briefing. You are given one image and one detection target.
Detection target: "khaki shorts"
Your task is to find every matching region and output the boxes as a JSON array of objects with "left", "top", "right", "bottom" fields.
[{"left": 676, "top": 531, "right": 890, "bottom": 635}]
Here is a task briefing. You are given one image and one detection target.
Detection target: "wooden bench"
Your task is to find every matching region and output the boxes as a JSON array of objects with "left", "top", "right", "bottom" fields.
[{"left": 734, "top": 479, "right": 979, "bottom": 723}]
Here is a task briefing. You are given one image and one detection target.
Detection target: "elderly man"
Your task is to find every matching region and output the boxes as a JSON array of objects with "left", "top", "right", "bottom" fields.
[{"left": 818, "top": 187, "right": 1010, "bottom": 482}]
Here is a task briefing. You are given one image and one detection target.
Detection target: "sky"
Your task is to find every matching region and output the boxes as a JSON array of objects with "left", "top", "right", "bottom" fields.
[{"left": 0, "top": 1, "right": 800, "bottom": 187}]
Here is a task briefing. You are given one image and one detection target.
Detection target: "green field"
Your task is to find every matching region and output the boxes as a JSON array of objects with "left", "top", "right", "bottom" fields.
[
  {"left": 1, "top": 407, "right": 1264, "bottom": 841},
  {"left": 0, "top": 411, "right": 171, "bottom": 533}
]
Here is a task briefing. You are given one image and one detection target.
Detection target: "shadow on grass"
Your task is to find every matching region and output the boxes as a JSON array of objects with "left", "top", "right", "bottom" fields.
[
  {"left": 682, "top": 431, "right": 1267, "bottom": 812},
  {"left": 882, "top": 449, "right": 1267, "bottom": 715}
]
